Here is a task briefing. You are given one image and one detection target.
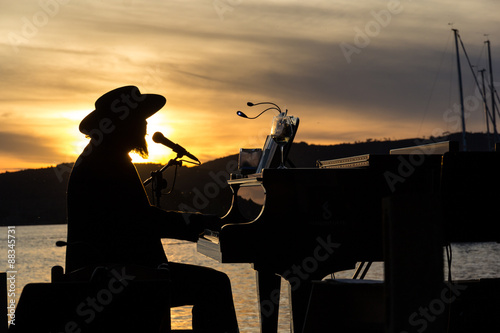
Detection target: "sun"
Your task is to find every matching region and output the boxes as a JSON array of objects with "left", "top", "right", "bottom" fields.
[
  {"left": 63, "top": 109, "right": 177, "bottom": 165},
  {"left": 130, "top": 113, "right": 176, "bottom": 164}
]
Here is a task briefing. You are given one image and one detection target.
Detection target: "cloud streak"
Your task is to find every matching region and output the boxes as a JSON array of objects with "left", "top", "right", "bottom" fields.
[
  {"left": 0, "top": 131, "right": 66, "bottom": 163},
  {"left": 1, "top": 0, "right": 500, "bottom": 169}
]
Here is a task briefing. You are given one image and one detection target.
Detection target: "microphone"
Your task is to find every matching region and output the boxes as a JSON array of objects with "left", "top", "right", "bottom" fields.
[{"left": 152, "top": 132, "right": 200, "bottom": 163}]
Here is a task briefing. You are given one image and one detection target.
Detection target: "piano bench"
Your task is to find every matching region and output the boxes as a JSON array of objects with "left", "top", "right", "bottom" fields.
[
  {"left": 49, "top": 265, "right": 195, "bottom": 332},
  {"left": 11, "top": 265, "right": 172, "bottom": 333},
  {"left": 303, "top": 279, "right": 385, "bottom": 333}
]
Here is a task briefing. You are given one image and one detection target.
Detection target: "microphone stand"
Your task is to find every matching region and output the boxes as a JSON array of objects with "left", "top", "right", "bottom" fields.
[{"left": 143, "top": 157, "right": 183, "bottom": 208}]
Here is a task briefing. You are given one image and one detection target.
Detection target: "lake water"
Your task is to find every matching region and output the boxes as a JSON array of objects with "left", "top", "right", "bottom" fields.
[{"left": 2, "top": 225, "right": 500, "bottom": 331}]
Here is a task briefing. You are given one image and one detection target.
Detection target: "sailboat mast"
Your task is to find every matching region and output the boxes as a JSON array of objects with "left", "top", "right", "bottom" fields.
[
  {"left": 479, "top": 69, "right": 492, "bottom": 150},
  {"left": 453, "top": 29, "right": 467, "bottom": 151},
  {"left": 486, "top": 39, "right": 498, "bottom": 140}
]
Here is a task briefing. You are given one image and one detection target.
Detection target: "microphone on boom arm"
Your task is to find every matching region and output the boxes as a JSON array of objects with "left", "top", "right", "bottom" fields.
[{"left": 152, "top": 132, "right": 200, "bottom": 163}]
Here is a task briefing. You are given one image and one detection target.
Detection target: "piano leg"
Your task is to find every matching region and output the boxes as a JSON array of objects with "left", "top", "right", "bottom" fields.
[
  {"left": 256, "top": 270, "right": 281, "bottom": 333},
  {"left": 384, "top": 194, "right": 445, "bottom": 333},
  {"left": 288, "top": 281, "right": 312, "bottom": 333}
]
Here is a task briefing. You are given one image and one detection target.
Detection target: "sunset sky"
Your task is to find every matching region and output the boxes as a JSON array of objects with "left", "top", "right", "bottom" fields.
[{"left": 1, "top": 0, "right": 500, "bottom": 172}]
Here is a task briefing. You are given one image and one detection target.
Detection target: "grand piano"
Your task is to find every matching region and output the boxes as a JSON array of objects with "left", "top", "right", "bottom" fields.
[{"left": 197, "top": 138, "right": 500, "bottom": 333}]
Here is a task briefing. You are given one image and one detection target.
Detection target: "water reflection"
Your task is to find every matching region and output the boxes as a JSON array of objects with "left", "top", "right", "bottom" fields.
[
  {"left": 3, "top": 225, "right": 500, "bottom": 332},
  {"left": 164, "top": 238, "right": 290, "bottom": 331}
]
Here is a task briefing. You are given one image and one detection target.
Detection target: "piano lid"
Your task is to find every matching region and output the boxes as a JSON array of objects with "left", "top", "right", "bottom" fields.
[{"left": 389, "top": 140, "right": 459, "bottom": 155}]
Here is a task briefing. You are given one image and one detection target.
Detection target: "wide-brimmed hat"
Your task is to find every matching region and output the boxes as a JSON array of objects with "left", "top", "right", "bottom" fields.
[{"left": 79, "top": 85, "right": 166, "bottom": 135}]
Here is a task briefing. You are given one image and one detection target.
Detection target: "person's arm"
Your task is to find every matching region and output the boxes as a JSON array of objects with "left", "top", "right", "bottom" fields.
[{"left": 147, "top": 206, "right": 222, "bottom": 242}]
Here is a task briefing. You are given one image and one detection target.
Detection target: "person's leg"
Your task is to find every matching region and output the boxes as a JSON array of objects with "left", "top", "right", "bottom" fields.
[{"left": 168, "top": 262, "right": 239, "bottom": 332}]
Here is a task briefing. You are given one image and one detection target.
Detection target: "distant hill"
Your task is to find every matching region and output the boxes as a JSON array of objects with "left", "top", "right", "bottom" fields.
[{"left": 0, "top": 132, "right": 493, "bottom": 226}]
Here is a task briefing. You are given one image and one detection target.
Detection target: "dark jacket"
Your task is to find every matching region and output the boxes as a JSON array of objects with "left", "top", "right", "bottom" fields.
[{"left": 65, "top": 143, "right": 201, "bottom": 273}]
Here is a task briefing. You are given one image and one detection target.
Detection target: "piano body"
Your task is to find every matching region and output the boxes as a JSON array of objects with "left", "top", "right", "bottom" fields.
[{"left": 197, "top": 140, "right": 500, "bottom": 332}]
